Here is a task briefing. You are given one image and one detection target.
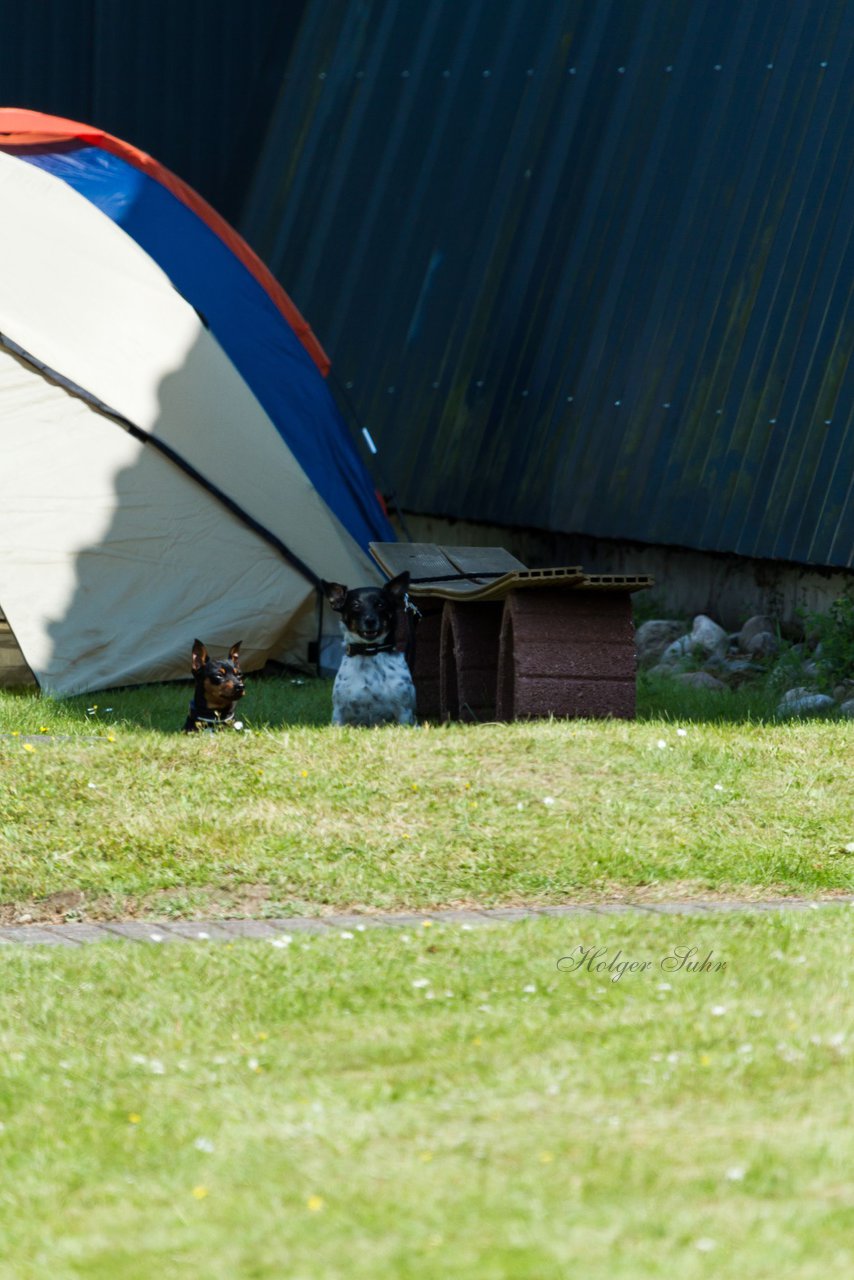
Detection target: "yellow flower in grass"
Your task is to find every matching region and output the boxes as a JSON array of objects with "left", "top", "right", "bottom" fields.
[
  {"left": 22, "top": 744, "right": 35, "bottom": 753},
  {"left": 128, "top": 1113, "right": 141, "bottom": 1125},
  {"left": 307, "top": 1195, "right": 325, "bottom": 1212},
  {"left": 39, "top": 726, "right": 49, "bottom": 734},
  {"left": 107, "top": 735, "right": 116, "bottom": 743},
  {"left": 192, "top": 1186, "right": 209, "bottom": 1200}
]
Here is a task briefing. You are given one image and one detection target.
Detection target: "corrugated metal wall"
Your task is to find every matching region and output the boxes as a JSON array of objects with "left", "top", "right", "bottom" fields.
[
  {"left": 240, "top": 0, "right": 854, "bottom": 568},
  {"left": 0, "top": 0, "right": 307, "bottom": 224},
  {"left": 2, "top": 0, "right": 851, "bottom": 567}
]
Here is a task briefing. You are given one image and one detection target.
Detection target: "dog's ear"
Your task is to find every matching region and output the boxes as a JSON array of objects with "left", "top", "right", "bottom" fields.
[
  {"left": 229, "top": 642, "right": 242, "bottom": 665},
  {"left": 192, "top": 639, "right": 208, "bottom": 671},
  {"left": 384, "top": 570, "right": 410, "bottom": 600},
  {"left": 321, "top": 580, "right": 348, "bottom": 612}
]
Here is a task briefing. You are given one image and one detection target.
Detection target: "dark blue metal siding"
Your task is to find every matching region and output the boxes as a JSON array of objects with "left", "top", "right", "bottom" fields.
[
  {"left": 0, "top": 0, "right": 307, "bottom": 223},
  {"left": 240, "top": 0, "right": 854, "bottom": 567}
]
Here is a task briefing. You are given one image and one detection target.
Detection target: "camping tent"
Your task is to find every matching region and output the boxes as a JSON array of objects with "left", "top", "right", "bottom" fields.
[{"left": 0, "top": 108, "right": 393, "bottom": 695}]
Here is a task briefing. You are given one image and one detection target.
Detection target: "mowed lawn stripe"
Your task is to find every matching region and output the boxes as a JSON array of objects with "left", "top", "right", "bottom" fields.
[
  {"left": 0, "top": 910, "right": 850, "bottom": 1278},
  {"left": 1, "top": 693, "right": 852, "bottom": 907}
]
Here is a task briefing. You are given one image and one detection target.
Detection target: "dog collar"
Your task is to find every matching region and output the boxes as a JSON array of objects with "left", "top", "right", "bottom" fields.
[
  {"left": 188, "top": 702, "right": 243, "bottom": 731},
  {"left": 345, "top": 640, "right": 398, "bottom": 658}
]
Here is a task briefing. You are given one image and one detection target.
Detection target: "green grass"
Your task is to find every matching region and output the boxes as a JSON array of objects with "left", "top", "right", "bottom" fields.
[
  {"left": 1, "top": 679, "right": 852, "bottom": 914},
  {"left": 0, "top": 910, "right": 851, "bottom": 1278}
]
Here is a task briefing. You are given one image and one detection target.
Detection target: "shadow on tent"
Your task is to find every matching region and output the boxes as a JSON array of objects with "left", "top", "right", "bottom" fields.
[{"left": 39, "top": 330, "right": 332, "bottom": 733}]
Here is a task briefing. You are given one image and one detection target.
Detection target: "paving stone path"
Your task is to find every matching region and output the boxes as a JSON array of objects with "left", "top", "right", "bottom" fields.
[{"left": 0, "top": 897, "right": 851, "bottom": 947}]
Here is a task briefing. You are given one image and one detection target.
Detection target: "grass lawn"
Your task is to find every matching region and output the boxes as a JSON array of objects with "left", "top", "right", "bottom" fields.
[
  {"left": 0, "top": 677, "right": 852, "bottom": 918},
  {"left": 0, "top": 909, "right": 851, "bottom": 1278}
]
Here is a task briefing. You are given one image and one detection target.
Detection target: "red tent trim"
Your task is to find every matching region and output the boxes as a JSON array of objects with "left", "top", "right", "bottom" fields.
[{"left": 0, "top": 108, "right": 330, "bottom": 376}]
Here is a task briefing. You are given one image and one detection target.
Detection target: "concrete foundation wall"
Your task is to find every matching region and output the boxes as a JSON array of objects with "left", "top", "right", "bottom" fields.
[{"left": 396, "top": 514, "right": 854, "bottom": 633}]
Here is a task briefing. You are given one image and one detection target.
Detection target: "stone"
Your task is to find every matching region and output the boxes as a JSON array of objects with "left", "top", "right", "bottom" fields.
[
  {"left": 779, "top": 686, "right": 817, "bottom": 702},
  {"left": 672, "top": 671, "right": 727, "bottom": 692},
  {"left": 777, "top": 690, "right": 836, "bottom": 717},
  {"left": 717, "top": 658, "right": 766, "bottom": 687},
  {"left": 690, "top": 614, "right": 729, "bottom": 660},
  {"left": 840, "top": 700, "right": 854, "bottom": 719},
  {"left": 635, "top": 620, "right": 686, "bottom": 668},
  {"left": 738, "top": 615, "right": 777, "bottom": 651},
  {"left": 833, "top": 681, "right": 854, "bottom": 703},
  {"left": 745, "top": 631, "right": 780, "bottom": 659},
  {"left": 659, "top": 635, "right": 693, "bottom": 665}
]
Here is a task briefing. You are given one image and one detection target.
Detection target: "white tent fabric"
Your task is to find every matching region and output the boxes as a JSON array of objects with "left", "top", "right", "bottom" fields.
[{"left": 0, "top": 151, "right": 377, "bottom": 694}]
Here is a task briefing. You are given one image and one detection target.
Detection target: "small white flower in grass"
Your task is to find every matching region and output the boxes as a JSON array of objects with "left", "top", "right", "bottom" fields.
[
  {"left": 738, "top": 1044, "right": 753, "bottom": 1056},
  {"left": 340, "top": 931, "right": 355, "bottom": 939},
  {"left": 194, "top": 1137, "right": 215, "bottom": 1153},
  {"left": 356, "top": 924, "right": 366, "bottom": 932},
  {"left": 695, "top": 1238, "right": 716, "bottom": 1252},
  {"left": 150, "top": 1060, "right": 165, "bottom": 1075},
  {"left": 658, "top": 982, "right": 672, "bottom": 991},
  {"left": 149, "top": 932, "right": 164, "bottom": 943},
  {"left": 270, "top": 936, "right": 292, "bottom": 948},
  {"left": 657, "top": 739, "right": 667, "bottom": 750},
  {"left": 676, "top": 728, "right": 688, "bottom": 737},
  {"left": 711, "top": 1005, "right": 727, "bottom": 1017},
  {"left": 543, "top": 796, "right": 555, "bottom": 807},
  {"left": 666, "top": 1052, "right": 680, "bottom": 1064},
  {"left": 516, "top": 802, "right": 525, "bottom": 811},
  {"left": 460, "top": 923, "right": 473, "bottom": 931},
  {"left": 523, "top": 984, "right": 537, "bottom": 994},
  {"left": 412, "top": 978, "right": 430, "bottom": 988},
  {"left": 247, "top": 1057, "right": 260, "bottom": 1072},
  {"left": 828, "top": 1032, "right": 846, "bottom": 1048},
  {"left": 726, "top": 1166, "right": 746, "bottom": 1182},
  {"left": 87, "top": 782, "right": 97, "bottom": 790},
  {"left": 714, "top": 783, "right": 724, "bottom": 791},
  {"left": 845, "top": 841, "right": 854, "bottom": 854},
  {"left": 131, "top": 1054, "right": 147, "bottom": 1066},
  {"left": 196, "top": 932, "right": 210, "bottom": 941},
  {"left": 750, "top": 1008, "right": 765, "bottom": 1018}
]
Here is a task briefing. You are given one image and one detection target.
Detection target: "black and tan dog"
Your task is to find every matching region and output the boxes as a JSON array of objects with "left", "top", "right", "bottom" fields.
[{"left": 182, "top": 639, "right": 246, "bottom": 732}]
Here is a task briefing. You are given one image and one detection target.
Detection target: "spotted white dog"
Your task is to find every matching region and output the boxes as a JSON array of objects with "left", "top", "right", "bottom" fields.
[{"left": 321, "top": 572, "right": 417, "bottom": 726}]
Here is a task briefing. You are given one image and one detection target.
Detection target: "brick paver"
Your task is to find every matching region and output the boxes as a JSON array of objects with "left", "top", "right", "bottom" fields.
[{"left": 0, "top": 897, "right": 849, "bottom": 947}]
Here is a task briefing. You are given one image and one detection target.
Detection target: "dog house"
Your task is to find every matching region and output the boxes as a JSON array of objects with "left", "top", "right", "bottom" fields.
[{"left": 376, "top": 544, "right": 652, "bottom": 721}]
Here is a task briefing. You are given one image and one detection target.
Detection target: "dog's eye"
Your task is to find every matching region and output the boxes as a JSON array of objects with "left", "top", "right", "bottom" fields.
[{"left": 351, "top": 602, "right": 362, "bottom": 613}]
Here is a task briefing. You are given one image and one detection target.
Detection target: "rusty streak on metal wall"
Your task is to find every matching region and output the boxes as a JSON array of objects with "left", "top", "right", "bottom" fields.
[{"left": 240, "top": 0, "right": 853, "bottom": 568}]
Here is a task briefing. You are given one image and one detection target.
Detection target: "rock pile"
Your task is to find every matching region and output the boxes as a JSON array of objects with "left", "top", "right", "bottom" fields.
[{"left": 636, "top": 613, "right": 854, "bottom": 717}]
